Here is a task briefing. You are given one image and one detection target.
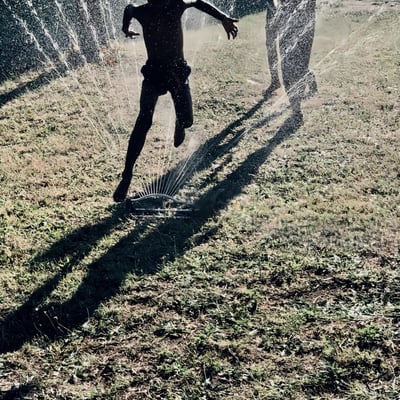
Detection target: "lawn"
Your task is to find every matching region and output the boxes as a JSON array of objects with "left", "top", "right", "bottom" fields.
[{"left": 0, "top": 1, "right": 399, "bottom": 399}]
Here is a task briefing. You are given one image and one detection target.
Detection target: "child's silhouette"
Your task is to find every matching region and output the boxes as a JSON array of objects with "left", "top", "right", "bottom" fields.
[{"left": 114, "top": 0, "right": 238, "bottom": 202}]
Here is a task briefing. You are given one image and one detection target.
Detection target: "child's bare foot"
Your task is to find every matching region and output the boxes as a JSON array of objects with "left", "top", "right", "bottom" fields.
[
  {"left": 174, "top": 124, "right": 185, "bottom": 148},
  {"left": 113, "top": 175, "right": 132, "bottom": 202},
  {"left": 301, "top": 72, "right": 318, "bottom": 100},
  {"left": 291, "top": 109, "right": 303, "bottom": 127},
  {"left": 263, "top": 80, "right": 280, "bottom": 98}
]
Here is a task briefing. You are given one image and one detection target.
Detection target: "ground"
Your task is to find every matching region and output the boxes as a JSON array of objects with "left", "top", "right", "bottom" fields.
[{"left": 0, "top": 1, "right": 399, "bottom": 399}]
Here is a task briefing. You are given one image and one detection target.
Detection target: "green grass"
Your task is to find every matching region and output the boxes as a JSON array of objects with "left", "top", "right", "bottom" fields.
[{"left": 1, "top": 2, "right": 399, "bottom": 399}]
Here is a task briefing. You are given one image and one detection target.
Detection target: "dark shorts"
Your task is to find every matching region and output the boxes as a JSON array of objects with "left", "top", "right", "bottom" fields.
[{"left": 141, "top": 60, "right": 191, "bottom": 95}]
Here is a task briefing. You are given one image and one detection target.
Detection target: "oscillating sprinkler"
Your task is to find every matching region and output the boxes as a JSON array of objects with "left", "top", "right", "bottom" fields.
[{"left": 127, "top": 193, "right": 196, "bottom": 219}]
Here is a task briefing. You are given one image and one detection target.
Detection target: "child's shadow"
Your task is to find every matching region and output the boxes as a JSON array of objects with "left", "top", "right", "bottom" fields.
[{"left": 0, "top": 98, "right": 301, "bottom": 355}]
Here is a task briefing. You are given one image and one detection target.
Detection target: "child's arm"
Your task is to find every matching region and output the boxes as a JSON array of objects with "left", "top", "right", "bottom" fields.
[
  {"left": 122, "top": 4, "right": 140, "bottom": 38},
  {"left": 186, "top": 0, "right": 239, "bottom": 39}
]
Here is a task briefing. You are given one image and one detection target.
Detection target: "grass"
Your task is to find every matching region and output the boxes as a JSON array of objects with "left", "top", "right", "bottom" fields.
[{"left": 1, "top": 1, "right": 399, "bottom": 399}]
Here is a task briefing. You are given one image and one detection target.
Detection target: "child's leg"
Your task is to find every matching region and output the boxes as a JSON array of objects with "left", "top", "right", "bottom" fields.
[
  {"left": 113, "top": 80, "right": 159, "bottom": 202},
  {"left": 171, "top": 81, "right": 193, "bottom": 148},
  {"left": 300, "top": 0, "right": 317, "bottom": 98},
  {"left": 265, "top": 1, "right": 280, "bottom": 94},
  {"left": 280, "top": 0, "right": 316, "bottom": 108},
  {"left": 281, "top": 51, "right": 304, "bottom": 122}
]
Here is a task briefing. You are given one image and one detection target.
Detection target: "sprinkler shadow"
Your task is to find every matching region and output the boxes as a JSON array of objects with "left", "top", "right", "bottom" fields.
[{"left": 0, "top": 99, "right": 300, "bottom": 356}]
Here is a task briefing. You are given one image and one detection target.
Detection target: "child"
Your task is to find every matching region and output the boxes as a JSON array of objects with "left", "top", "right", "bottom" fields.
[{"left": 113, "top": 0, "right": 238, "bottom": 202}]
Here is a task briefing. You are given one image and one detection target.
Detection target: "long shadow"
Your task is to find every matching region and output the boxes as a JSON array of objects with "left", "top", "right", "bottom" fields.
[
  {"left": 0, "top": 98, "right": 294, "bottom": 354},
  {"left": 0, "top": 64, "right": 74, "bottom": 109}
]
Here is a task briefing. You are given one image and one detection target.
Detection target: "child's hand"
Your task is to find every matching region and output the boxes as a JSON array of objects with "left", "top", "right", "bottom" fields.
[
  {"left": 125, "top": 30, "right": 140, "bottom": 39},
  {"left": 222, "top": 17, "right": 239, "bottom": 40}
]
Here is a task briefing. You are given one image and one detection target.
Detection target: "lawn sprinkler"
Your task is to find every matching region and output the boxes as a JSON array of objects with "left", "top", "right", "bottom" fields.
[{"left": 127, "top": 193, "right": 196, "bottom": 219}]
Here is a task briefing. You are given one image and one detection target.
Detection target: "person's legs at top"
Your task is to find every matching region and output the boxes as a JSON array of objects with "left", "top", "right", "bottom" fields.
[
  {"left": 279, "top": 0, "right": 316, "bottom": 124},
  {"left": 264, "top": 0, "right": 281, "bottom": 97},
  {"left": 113, "top": 79, "right": 159, "bottom": 202}
]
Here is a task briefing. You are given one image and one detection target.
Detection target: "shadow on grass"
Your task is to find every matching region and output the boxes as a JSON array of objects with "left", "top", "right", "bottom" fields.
[
  {"left": 0, "top": 382, "right": 40, "bottom": 400},
  {"left": 0, "top": 63, "right": 76, "bottom": 109},
  {"left": 0, "top": 97, "right": 299, "bottom": 356}
]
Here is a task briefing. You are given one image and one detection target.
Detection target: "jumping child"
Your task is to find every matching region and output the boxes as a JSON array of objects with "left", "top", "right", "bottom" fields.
[{"left": 113, "top": 0, "right": 238, "bottom": 202}]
